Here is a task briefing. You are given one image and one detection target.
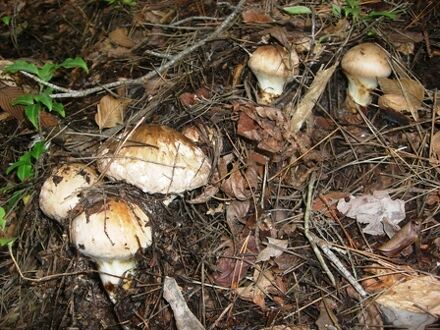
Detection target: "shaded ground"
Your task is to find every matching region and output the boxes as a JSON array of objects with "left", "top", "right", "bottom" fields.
[{"left": 0, "top": 0, "right": 440, "bottom": 329}]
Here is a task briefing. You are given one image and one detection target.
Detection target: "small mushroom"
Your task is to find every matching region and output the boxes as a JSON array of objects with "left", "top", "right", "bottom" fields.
[
  {"left": 248, "top": 45, "right": 299, "bottom": 105},
  {"left": 39, "top": 163, "right": 98, "bottom": 224},
  {"left": 341, "top": 43, "right": 392, "bottom": 106},
  {"left": 70, "top": 197, "right": 152, "bottom": 302},
  {"left": 97, "top": 124, "right": 211, "bottom": 195}
]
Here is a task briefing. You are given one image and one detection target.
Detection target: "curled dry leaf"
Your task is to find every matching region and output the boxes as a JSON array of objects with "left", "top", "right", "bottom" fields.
[
  {"left": 108, "top": 27, "right": 135, "bottom": 48},
  {"left": 95, "top": 95, "right": 130, "bottom": 129},
  {"left": 220, "top": 162, "right": 259, "bottom": 200},
  {"left": 378, "top": 78, "right": 424, "bottom": 119},
  {"left": 315, "top": 298, "right": 340, "bottom": 330},
  {"left": 377, "top": 221, "right": 420, "bottom": 256},
  {"left": 226, "top": 200, "right": 250, "bottom": 235},
  {"left": 362, "top": 263, "right": 415, "bottom": 293},
  {"left": 429, "top": 131, "right": 440, "bottom": 167},
  {"left": 312, "top": 191, "right": 348, "bottom": 218}
]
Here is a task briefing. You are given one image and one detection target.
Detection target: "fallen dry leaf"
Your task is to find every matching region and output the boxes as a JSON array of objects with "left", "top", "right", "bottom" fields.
[
  {"left": 0, "top": 85, "right": 25, "bottom": 121},
  {"left": 315, "top": 298, "right": 340, "bottom": 330},
  {"left": 109, "top": 27, "right": 135, "bottom": 48},
  {"left": 94, "top": 95, "right": 129, "bottom": 129},
  {"left": 220, "top": 161, "right": 259, "bottom": 201},
  {"left": 242, "top": 8, "right": 272, "bottom": 24},
  {"left": 337, "top": 190, "right": 406, "bottom": 236},
  {"left": 362, "top": 263, "right": 414, "bottom": 293},
  {"left": 212, "top": 235, "right": 257, "bottom": 288},
  {"left": 226, "top": 200, "right": 250, "bottom": 235},
  {"left": 375, "top": 275, "right": 440, "bottom": 329},
  {"left": 377, "top": 221, "right": 420, "bottom": 257},
  {"left": 312, "top": 191, "right": 348, "bottom": 218},
  {"left": 256, "top": 237, "right": 288, "bottom": 263},
  {"left": 378, "top": 78, "right": 425, "bottom": 120}
]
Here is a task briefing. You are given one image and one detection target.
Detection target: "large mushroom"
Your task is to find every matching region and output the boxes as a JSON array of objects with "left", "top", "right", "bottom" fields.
[
  {"left": 39, "top": 163, "right": 98, "bottom": 224},
  {"left": 70, "top": 197, "right": 152, "bottom": 302},
  {"left": 97, "top": 124, "right": 211, "bottom": 195},
  {"left": 248, "top": 45, "right": 299, "bottom": 105},
  {"left": 341, "top": 42, "right": 392, "bottom": 106}
]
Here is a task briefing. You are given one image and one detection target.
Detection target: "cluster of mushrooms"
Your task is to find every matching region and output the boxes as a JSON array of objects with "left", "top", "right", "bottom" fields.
[
  {"left": 38, "top": 41, "right": 390, "bottom": 302},
  {"left": 39, "top": 124, "right": 211, "bottom": 302},
  {"left": 248, "top": 41, "right": 391, "bottom": 107}
]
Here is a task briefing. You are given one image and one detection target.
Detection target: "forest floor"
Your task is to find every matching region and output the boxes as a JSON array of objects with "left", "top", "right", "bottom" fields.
[{"left": 0, "top": 0, "right": 439, "bottom": 329}]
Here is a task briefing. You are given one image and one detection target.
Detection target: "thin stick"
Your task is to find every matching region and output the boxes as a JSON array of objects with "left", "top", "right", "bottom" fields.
[
  {"left": 303, "top": 173, "right": 336, "bottom": 286},
  {"left": 30, "top": 0, "right": 246, "bottom": 99}
]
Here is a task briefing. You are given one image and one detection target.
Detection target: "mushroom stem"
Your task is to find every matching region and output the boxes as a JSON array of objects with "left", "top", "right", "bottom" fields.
[
  {"left": 96, "top": 258, "right": 136, "bottom": 302},
  {"left": 346, "top": 75, "right": 379, "bottom": 106}
]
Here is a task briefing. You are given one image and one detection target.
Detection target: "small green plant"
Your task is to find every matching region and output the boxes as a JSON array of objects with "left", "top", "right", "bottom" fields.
[
  {"left": 1, "top": 15, "right": 11, "bottom": 26},
  {"left": 0, "top": 206, "right": 16, "bottom": 246},
  {"left": 6, "top": 141, "right": 47, "bottom": 182},
  {"left": 4, "top": 57, "right": 88, "bottom": 129},
  {"left": 332, "top": 0, "right": 399, "bottom": 22},
  {"left": 104, "top": 0, "right": 136, "bottom": 6}
]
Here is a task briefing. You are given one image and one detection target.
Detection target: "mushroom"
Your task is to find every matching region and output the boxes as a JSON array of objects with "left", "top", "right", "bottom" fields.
[
  {"left": 70, "top": 197, "right": 152, "bottom": 302},
  {"left": 97, "top": 124, "right": 211, "bottom": 195},
  {"left": 341, "top": 43, "right": 392, "bottom": 106},
  {"left": 39, "top": 163, "right": 98, "bottom": 224},
  {"left": 248, "top": 45, "right": 299, "bottom": 105}
]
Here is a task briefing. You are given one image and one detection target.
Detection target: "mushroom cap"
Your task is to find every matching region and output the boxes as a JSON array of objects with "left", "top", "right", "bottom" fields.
[
  {"left": 248, "top": 45, "right": 298, "bottom": 81},
  {"left": 39, "top": 163, "right": 98, "bottom": 223},
  {"left": 70, "top": 198, "right": 152, "bottom": 261},
  {"left": 97, "top": 124, "right": 211, "bottom": 194},
  {"left": 341, "top": 43, "right": 391, "bottom": 80}
]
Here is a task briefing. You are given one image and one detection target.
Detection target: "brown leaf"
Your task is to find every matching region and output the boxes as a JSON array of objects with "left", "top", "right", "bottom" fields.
[
  {"left": 212, "top": 235, "right": 257, "bottom": 288},
  {"left": 377, "top": 221, "right": 420, "bottom": 257},
  {"left": 315, "top": 299, "right": 340, "bottom": 330},
  {"left": 221, "top": 163, "right": 259, "bottom": 200},
  {"left": 187, "top": 185, "right": 219, "bottom": 204},
  {"left": 256, "top": 237, "right": 288, "bottom": 263},
  {"left": 312, "top": 191, "right": 348, "bottom": 218},
  {"left": 94, "top": 95, "right": 129, "bottom": 129},
  {"left": 242, "top": 9, "right": 272, "bottom": 24},
  {"left": 109, "top": 27, "right": 135, "bottom": 48},
  {"left": 0, "top": 85, "right": 24, "bottom": 121}
]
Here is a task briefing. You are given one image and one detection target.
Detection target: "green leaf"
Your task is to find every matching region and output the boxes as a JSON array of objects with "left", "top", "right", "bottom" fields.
[
  {"left": 367, "top": 10, "right": 397, "bottom": 20},
  {"left": 52, "top": 101, "right": 65, "bottom": 117},
  {"left": 61, "top": 57, "right": 89, "bottom": 73},
  {"left": 17, "top": 163, "right": 33, "bottom": 182},
  {"left": 0, "top": 207, "right": 6, "bottom": 230},
  {"left": 24, "top": 103, "right": 41, "bottom": 129},
  {"left": 332, "top": 4, "right": 342, "bottom": 17},
  {"left": 35, "top": 91, "right": 53, "bottom": 111},
  {"left": 12, "top": 94, "right": 35, "bottom": 106},
  {"left": 37, "top": 63, "right": 58, "bottom": 82},
  {"left": 4, "top": 60, "right": 39, "bottom": 75},
  {"left": 0, "top": 237, "right": 15, "bottom": 247},
  {"left": 1, "top": 16, "right": 11, "bottom": 26},
  {"left": 30, "top": 141, "right": 46, "bottom": 160},
  {"left": 283, "top": 6, "right": 312, "bottom": 15},
  {"left": 6, "top": 153, "right": 31, "bottom": 174}
]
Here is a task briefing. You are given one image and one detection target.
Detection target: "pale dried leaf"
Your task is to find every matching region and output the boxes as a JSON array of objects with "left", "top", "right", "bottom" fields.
[
  {"left": 163, "top": 277, "right": 205, "bottom": 330},
  {"left": 376, "top": 276, "right": 440, "bottom": 329},
  {"left": 0, "top": 60, "right": 17, "bottom": 86},
  {"left": 256, "top": 237, "right": 288, "bottom": 262},
  {"left": 235, "top": 268, "right": 276, "bottom": 310},
  {"left": 337, "top": 190, "right": 406, "bottom": 236},
  {"left": 378, "top": 93, "right": 420, "bottom": 113},
  {"left": 288, "top": 64, "right": 337, "bottom": 133},
  {"left": 94, "top": 95, "right": 129, "bottom": 129},
  {"left": 316, "top": 299, "right": 340, "bottom": 330},
  {"left": 109, "top": 27, "right": 135, "bottom": 48},
  {"left": 430, "top": 131, "right": 440, "bottom": 163}
]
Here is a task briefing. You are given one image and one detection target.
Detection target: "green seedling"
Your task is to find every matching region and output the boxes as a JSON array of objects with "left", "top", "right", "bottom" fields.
[
  {"left": 1, "top": 15, "right": 11, "bottom": 26},
  {"left": 283, "top": 6, "right": 312, "bottom": 15},
  {"left": 6, "top": 141, "right": 47, "bottom": 182},
  {"left": 0, "top": 206, "right": 16, "bottom": 247},
  {"left": 332, "top": 0, "right": 398, "bottom": 23},
  {"left": 104, "top": 0, "right": 136, "bottom": 7},
  {"left": 4, "top": 57, "right": 88, "bottom": 129}
]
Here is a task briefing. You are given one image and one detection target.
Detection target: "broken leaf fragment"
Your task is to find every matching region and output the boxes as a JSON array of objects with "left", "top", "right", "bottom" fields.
[
  {"left": 337, "top": 190, "right": 405, "bottom": 236},
  {"left": 256, "top": 237, "right": 288, "bottom": 262},
  {"left": 94, "top": 95, "right": 129, "bottom": 129}
]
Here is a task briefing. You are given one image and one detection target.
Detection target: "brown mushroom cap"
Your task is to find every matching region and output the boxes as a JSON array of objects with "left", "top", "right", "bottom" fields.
[
  {"left": 97, "top": 124, "right": 211, "bottom": 194},
  {"left": 39, "top": 163, "right": 98, "bottom": 223},
  {"left": 341, "top": 43, "right": 391, "bottom": 82}
]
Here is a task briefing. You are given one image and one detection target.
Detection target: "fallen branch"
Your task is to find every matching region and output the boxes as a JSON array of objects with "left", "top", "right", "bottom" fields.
[{"left": 18, "top": 0, "right": 245, "bottom": 99}]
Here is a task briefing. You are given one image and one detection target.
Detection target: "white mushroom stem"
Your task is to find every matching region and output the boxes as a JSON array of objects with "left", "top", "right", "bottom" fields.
[
  {"left": 345, "top": 75, "right": 379, "bottom": 107},
  {"left": 96, "top": 258, "right": 136, "bottom": 291}
]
